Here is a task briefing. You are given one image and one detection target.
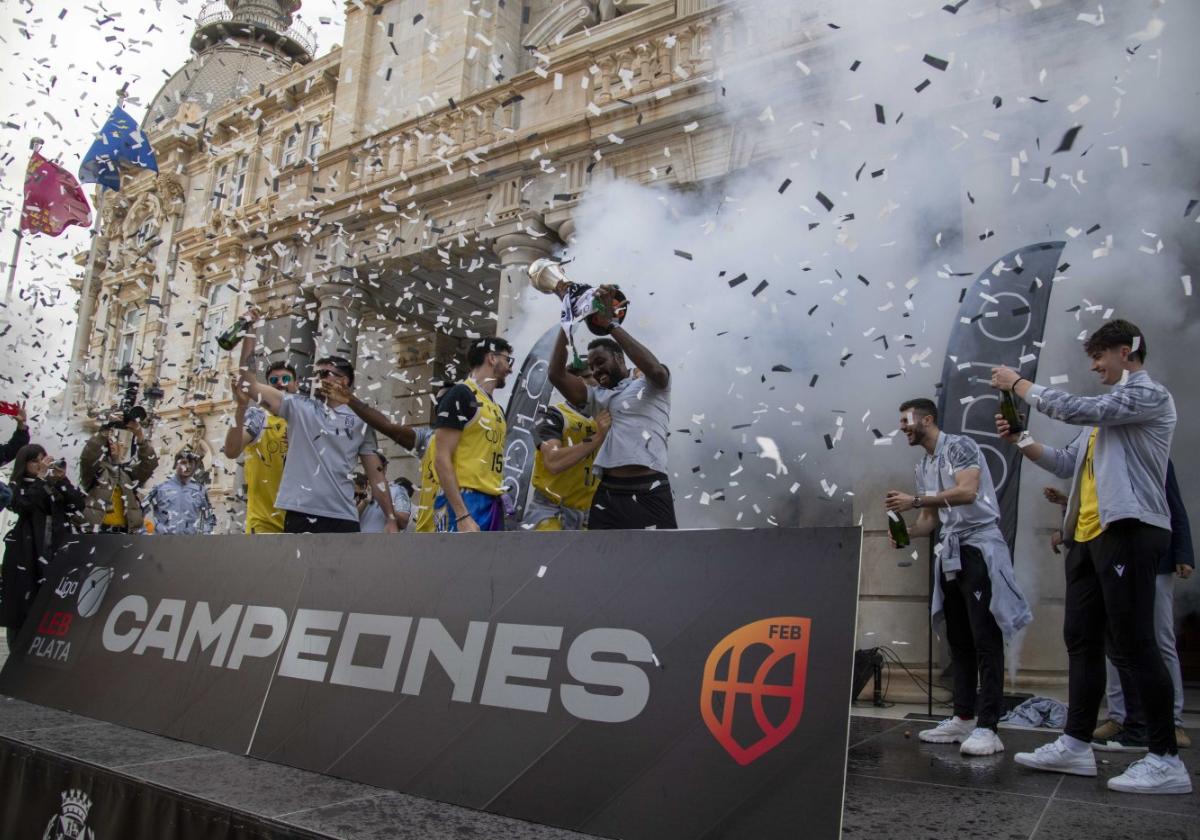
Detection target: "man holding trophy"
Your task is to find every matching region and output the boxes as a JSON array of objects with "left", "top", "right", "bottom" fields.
[{"left": 538, "top": 260, "right": 676, "bottom": 531}]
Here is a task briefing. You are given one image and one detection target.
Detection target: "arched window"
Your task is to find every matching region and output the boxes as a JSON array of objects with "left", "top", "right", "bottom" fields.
[
  {"left": 197, "top": 283, "right": 235, "bottom": 370},
  {"left": 117, "top": 305, "right": 145, "bottom": 370}
]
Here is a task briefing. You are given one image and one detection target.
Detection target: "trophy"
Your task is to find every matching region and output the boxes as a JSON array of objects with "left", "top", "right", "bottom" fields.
[{"left": 527, "top": 258, "right": 628, "bottom": 336}]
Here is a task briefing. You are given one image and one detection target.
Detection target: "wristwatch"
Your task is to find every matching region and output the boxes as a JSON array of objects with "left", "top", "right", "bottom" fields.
[{"left": 912, "top": 495, "right": 923, "bottom": 509}]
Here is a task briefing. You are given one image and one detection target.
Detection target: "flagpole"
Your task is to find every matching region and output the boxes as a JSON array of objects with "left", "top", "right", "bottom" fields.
[
  {"left": 4, "top": 135, "right": 44, "bottom": 304},
  {"left": 3, "top": 228, "right": 21, "bottom": 304},
  {"left": 65, "top": 87, "right": 127, "bottom": 418}
]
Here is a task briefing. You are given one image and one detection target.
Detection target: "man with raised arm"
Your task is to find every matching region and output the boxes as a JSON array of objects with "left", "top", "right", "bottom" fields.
[
  {"left": 992, "top": 318, "right": 1189, "bottom": 795},
  {"left": 547, "top": 287, "right": 675, "bottom": 530},
  {"left": 233, "top": 307, "right": 398, "bottom": 534},
  {"left": 223, "top": 361, "right": 297, "bottom": 534}
]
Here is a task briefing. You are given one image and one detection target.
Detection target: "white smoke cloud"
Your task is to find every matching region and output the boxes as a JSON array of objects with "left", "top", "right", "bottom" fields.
[{"left": 503, "top": 1, "right": 1200, "bottom": 654}]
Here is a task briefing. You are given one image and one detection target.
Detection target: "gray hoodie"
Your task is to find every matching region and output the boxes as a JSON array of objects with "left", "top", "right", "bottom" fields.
[{"left": 1026, "top": 369, "right": 1174, "bottom": 538}]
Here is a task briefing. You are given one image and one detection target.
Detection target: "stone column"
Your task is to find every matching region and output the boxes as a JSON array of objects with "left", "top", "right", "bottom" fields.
[
  {"left": 314, "top": 280, "right": 365, "bottom": 363},
  {"left": 491, "top": 221, "right": 556, "bottom": 337},
  {"left": 555, "top": 217, "right": 578, "bottom": 247}
]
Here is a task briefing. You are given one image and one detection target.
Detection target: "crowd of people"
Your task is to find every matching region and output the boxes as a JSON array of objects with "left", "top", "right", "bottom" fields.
[
  {"left": 0, "top": 298, "right": 1192, "bottom": 796},
  {"left": 885, "top": 318, "right": 1193, "bottom": 795},
  {"left": 0, "top": 288, "right": 675, "bottom": 626}
]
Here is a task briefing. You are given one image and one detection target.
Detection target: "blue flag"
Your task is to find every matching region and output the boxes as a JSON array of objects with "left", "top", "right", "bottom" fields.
[{"left": 78, "top": 106, "right": 158, "bottom": 190}]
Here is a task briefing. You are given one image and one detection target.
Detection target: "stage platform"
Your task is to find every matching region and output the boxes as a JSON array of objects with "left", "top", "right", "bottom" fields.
[{"left": 2, "top": 695, "right": 1195, "bottom": 839}]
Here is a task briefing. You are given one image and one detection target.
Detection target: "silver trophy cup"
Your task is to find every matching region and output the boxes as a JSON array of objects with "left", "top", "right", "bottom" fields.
[{"left": 527, "top": 259, "right": 627, "bottom": 336}]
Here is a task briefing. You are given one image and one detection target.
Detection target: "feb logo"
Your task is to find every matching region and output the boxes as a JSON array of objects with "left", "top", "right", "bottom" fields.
[{"left": 700, "top": 617, "right": 811, "bottom": 765}]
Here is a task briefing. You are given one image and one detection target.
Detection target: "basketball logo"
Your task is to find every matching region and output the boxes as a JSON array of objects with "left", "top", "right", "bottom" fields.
[
  {"left": 700, "top": 617, "right": 811, "bottom": 765},
  {"left": 76, "top": 567, "right": 114, "bottom": 619}
]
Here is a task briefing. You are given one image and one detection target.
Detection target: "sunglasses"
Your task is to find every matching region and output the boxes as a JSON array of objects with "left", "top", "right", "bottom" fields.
[
  {"left": 315, "top": 369, "right": 344, "bottom": 380},
  {"left": 268, "top": 374, "right": 294, "bottom": 386}
]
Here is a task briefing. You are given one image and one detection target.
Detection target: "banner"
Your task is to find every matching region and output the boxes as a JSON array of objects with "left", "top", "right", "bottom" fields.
[
  {"left": 0, "top": 736, "right": 326, "bottom": 840},
  {"left": 1, "top": 529, "right": 862, "bottom": 840},
  {"left": 502, "top": 325, "right": 559, "bottom": 526},
  {"left": 936, "top": 241, "right": 1065, "bottom": 548}
]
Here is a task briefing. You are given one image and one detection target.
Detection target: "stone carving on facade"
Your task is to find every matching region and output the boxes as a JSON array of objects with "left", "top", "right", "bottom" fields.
[
  {"left": 524, "top": 0, "right": 620, "bottom": 49},
  {"left": 156, "top": 173, "right": 186, "bottom": 211}
]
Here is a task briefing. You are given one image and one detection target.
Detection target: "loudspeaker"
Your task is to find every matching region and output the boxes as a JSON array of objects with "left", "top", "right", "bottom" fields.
[{"left": 852, "top": 648, "right": 883, "bottom": 702}]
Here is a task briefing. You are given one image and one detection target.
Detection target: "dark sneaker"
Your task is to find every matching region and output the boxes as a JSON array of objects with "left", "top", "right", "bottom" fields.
[{"left": 1092, "top": 731, "right": 1149, "bottom": 753}]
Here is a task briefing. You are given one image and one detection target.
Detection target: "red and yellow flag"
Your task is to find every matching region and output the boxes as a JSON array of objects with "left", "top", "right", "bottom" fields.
[{"left": 21, "top": 151, "right": 92, "bottom": 236}]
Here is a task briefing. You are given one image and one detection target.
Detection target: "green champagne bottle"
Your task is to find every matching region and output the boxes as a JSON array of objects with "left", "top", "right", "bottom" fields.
[
  {"left": 887, "top": 510, "right": 910, "bottom": 549},
  {"left": 216, "top": 316, "right": 251, "bottom": 351},
  {"left": 999, "top": 388, "right": 1024, "bottom": 435}
]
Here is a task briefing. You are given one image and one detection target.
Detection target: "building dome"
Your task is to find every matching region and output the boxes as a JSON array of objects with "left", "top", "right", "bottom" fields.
[{"left": 144, "top": 1, "right": 315, "bottom": 130}]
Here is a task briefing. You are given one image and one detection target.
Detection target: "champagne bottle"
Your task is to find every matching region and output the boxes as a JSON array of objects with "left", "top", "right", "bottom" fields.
[
  {"left": 216, "top": 316, "right": 251, "bottom": 351},
  {"left": 999, "top": 388, "right": 1024, "bottom": 435},
  {"left": 887, "top": 509, "right": 910, "bottom": 549}
]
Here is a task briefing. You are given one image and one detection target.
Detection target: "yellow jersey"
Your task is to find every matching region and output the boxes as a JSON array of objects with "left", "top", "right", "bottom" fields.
[
  {"left": 244, "top": 408, "right": 288, "bottom": 534},
  {"left": 1074, "top": 428, "right": 1102, "bottom": 543},
  {"left": 101, "top": 488, "right": 125, "bottom": 528},
  {"left": 532, "top": 403, "right": 599, "bottom": 512},
  {"left": 434, "top": 378, "right": 507, "bottom": 496},
  {"left": 413, "top": 434, "right": 438, "bottom": 533}
]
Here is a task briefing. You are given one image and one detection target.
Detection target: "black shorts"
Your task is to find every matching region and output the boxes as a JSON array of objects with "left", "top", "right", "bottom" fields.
[
  {"left": 283, "top": 510, "right": 361, "bottom": 534},
  {"left": 588, "top": 472, "right": 677, "bottom": 531}
]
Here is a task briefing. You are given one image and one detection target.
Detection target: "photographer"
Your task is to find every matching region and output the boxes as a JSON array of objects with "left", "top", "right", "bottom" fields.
[
  {"left": 2, "top": 445, "right": 86, "bottom": 647},
  {"left": 0, "top": 402, "right": 30, "bottom": 513},
  {"left": 79, "top": 413, "right": 158, "bottom": 533}
]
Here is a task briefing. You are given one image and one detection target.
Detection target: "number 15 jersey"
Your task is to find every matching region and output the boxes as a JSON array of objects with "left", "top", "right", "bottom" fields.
[{"left": 432, "top": 378, "right": 507, "bottom": 496}]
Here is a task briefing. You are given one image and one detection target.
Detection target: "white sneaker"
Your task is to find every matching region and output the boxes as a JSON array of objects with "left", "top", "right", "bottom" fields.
[
  {"left": 918, "top": 716, "right": 976, "bottom": 744},
  {"left": 1014, "top": 738, "right": 1097, "bottom": 777},
  {"left": 960, "top": 727, "right": 1004, "bottom": 756},
  {"left": 1107, "top": 754, "right": 1193, "bottom": 795}
]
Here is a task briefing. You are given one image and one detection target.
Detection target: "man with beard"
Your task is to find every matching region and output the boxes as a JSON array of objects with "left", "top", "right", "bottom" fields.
[
  {"left": 223, "top": 361, "right": 298, "bottom": 534},
  {"left": 234, "top": 308, "right": 398, "bottom": 534},
  {"left": 992, "top": 319, "right": 1189, "bottom": 794},
  {"left": 547, "top": 291, "right": 675, "bottom": 530},
  {"left": 433, "top": 337, "right": 513, "bottom": 532},
  {"left": 885, "top": 397, "right": 1031, "bottom": 757}
]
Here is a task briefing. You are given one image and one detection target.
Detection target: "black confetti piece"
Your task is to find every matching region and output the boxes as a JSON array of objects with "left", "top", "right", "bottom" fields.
[
  {"left": 778, "top": 178, "right": 792, "bottom": 193},
  {"left": 923, "top": 54, "right": 949, "bottom": 71},
  {"left": 751, "top": 280, "right": 769, "bottom": 296},
  {"left": 772, "top": 365, "right": 792, "bottom": 373},
  {"left": 815, "top": 191, "right": 834, "bottom": 212},
  {"left": 728, "top": 273, "right": 748, "bottom": 288},
  {"left": 1053, "top": 125, "right": 1082, "bottom": 154}
]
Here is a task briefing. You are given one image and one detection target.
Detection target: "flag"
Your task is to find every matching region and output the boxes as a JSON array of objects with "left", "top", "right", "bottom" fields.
[
  {"left": 78, "top": 105, "right": 158, "bottom": 191},
  {"left": 935, "top": 240, "right": 1065, "bottom": 552},
  {"left": 21, "top": 151, "right": 92, "bottom": 236}
]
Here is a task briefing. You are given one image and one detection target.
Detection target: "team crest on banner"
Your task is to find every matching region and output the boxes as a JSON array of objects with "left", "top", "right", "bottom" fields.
[
  {"left": 42, "top": 788, "right": 95, "bottom": 840},
  {"left": 700, "top": 617, "right": 811, "bottom": 765}
]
